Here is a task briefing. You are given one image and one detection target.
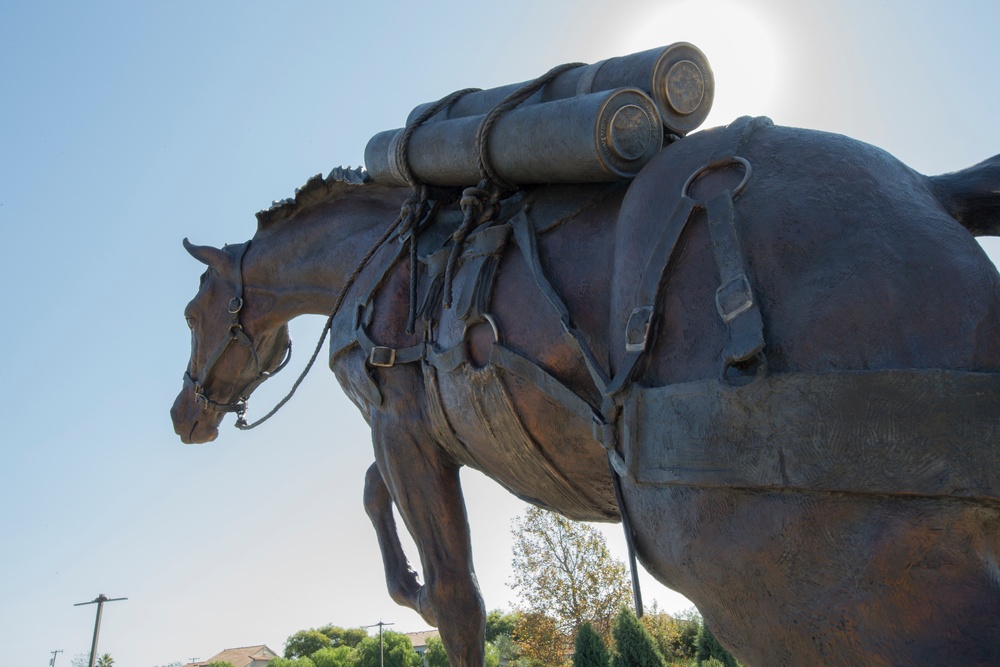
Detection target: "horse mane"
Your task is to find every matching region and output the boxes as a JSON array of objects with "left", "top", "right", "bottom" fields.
[{"left": 255, "top": 165, "right": 372, "bottom": 231}]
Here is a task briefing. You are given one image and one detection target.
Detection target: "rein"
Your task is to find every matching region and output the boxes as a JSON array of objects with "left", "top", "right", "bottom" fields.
[
  {"left": 185, "top": 241, "right": 292, "bottom": 416},
  {"left": 230, "top": 212, "right": 409, "bottom": 430}
]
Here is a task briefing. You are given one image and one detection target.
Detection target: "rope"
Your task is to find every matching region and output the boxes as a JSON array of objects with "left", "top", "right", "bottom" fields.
[
  {"left": 392, "top": 88, "right": 480, "bottom": 331},
  {"left": 235, "top": 212, "right": 408, "bottom": 431},
  {"left": 395, "top": 88, "right": 481, "bottom": 190},
  {"left": 442, "top": 181, "right": 502, "bottom": 308},
  {"left": 475, "top": 62, "right": 585, "bottom": 193},
  {"left": 442, "top": 62, "right": 586, "bottom": 308}
]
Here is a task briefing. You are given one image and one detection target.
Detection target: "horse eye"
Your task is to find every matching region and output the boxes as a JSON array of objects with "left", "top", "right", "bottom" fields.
[{"left": 186, "top": 317, "right": 195, "bottom": 330}]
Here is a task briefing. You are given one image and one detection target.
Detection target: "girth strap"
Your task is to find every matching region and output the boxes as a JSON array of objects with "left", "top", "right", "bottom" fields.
[
  {"left": 621, "top": 369, "right": 1000, "bottom": 503},
  {"left": 706, "top": 189, "right": 765, "bottom": 373}
]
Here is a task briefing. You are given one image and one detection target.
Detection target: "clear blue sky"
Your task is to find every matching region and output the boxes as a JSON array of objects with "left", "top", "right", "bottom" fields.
[{"left": 3, "top": 1, "right": 1000, "bottom": 665}]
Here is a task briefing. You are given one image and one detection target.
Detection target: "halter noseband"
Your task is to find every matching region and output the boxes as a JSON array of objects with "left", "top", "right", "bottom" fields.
[{"left": 184, "top": 240, "right": 292, "bottom": 420}]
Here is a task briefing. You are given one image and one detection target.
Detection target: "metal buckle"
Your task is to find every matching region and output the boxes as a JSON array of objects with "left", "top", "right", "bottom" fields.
[
  {"left": 624, "top": 306, "right": 654, "bottom": 353},
  {"left": 228, "top": 297, "right": 243, "bottom": 314},
  {"left": 369, "top": 346, "right": 397, "bottom": 368},
  {"left": 716, "top": 274, "right": 754, "bottom": 323}
]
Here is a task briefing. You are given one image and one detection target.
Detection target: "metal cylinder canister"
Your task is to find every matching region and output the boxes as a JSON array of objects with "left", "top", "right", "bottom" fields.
[
  {"left": 365, "top": 88, "right": 663, "bottom": 187},
  {"left": 405, "top": 42, "right": 714, "bottom": 135}
]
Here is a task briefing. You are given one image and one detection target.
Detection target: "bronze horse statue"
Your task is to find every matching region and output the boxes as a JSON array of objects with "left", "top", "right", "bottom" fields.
[{"left": 171, "top": 117, "right": 1000, "bottom": 666}]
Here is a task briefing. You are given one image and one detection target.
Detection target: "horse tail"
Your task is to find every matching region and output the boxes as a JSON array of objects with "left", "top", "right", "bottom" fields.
[{"left": 928, "top": 153, "right": 1000, "bottom": 236}]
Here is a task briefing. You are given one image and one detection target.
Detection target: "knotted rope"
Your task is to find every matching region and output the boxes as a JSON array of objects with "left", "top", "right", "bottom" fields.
[
  {"left": 393, "top": 88, "right": 480, "bottom": 330},
  {"left": 442, "top": 62, "right": 585, "bottom": 308}
]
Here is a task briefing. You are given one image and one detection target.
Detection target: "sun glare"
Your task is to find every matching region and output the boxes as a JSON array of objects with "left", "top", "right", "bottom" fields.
[{"left": 619, "top": 1, "right": 785, "bottom": 128}]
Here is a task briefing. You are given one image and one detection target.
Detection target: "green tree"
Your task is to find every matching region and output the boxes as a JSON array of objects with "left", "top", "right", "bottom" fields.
[
  {"left": 95, "top": 655, "right": 114, "bottom": 667},
  {"left": 493, "top": 633, "right": 521, "bottom": 664},
  {"left": 318, "top": 625, "right": 368, "bottom": 649},
  {"left": 640, "top": 611, "right": 682, "bottom": 662},
  {"left": 611, "top": 607, "right": 665, "bottom": 667},
  {"left": 267, "top": 658, "right": 316, "bottom": 667},
  {"left": 423, "top": 636, "right": 499, "bottom": 667},
  {"left": 640, "top": 605, "right": 701, "bottom": 664},
  {"left": 695, "top": 623, "right": 737, "bottom": 667},
  {"left": 285, "top": 629, "right": 334, "bottom": 658},
  {"left": 510, "top": 507, "right": 632, "bottom": 641},
  {"left": 573, "top": 622, "right": 609, "bottom": 667},
  {"left": 424, "top": 637, "right": 449, "bottom": 667},
  {"left": 484, "top": 641, "right": 500, "bottom": 667},
  {"left": 311, "top": 646, "right": 356, "bottom": 667},
  {"left": 485, "top": 609, "right": 521, "bottom": 643},
  {"left": 354, "top": 631, "right": 421, "bottom": 667}
]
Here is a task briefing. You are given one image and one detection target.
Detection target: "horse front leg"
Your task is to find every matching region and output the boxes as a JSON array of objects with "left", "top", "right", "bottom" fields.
[
  {"left": 372, "top": 418, "right": 485, "bottom": 667},
  {"left": 363, "top": 462, "right": 432, "bottom": 623}
]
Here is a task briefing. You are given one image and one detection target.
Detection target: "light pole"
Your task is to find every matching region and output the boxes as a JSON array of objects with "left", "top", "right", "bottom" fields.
[
  {"left": 365, "top": 620, "right": 394, "bottom": 667},
  {"left": 74, "top": 594, "right": 127, "bottom": 667},
  {"left": 50, "top": 649, "right": 63, "bottom": 667}
]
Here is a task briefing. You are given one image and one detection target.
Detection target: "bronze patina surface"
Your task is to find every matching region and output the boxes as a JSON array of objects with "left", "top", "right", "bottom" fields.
[{"left": 172, "top": 119, "right": 1000, "bottom": 666}]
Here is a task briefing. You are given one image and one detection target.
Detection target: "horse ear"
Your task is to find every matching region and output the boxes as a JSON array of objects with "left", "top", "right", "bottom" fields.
[{"left": 183, "top": 238, "right": 228, "bottom": 268}]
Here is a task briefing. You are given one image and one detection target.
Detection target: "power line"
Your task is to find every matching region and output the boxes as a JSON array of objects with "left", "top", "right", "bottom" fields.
[{"left": 50, "top": 649, "right": 64, "bottom": 667}]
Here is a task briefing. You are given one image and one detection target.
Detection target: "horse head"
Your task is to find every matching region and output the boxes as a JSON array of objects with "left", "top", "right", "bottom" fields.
[{"left": 171, "top": 238, "right": 291, "bottom": 443}]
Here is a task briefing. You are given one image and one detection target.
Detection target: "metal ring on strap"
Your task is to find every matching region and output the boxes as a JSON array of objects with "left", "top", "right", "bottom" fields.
[
  {"left": 682, "top": 155, "right": 752, "bottom": 200},
  {"left": 462, "top": 312, "right": 501, "bottom": 344}
]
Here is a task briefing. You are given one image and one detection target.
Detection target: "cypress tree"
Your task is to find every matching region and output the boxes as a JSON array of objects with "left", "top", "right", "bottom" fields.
[
  {"left": 611, "top": 608, "right": 666, "bottom": 667},
  {"left": 573, "top": 622, "right": 610, "bottom": 667},
  {"left": 695, "top": 622, "right": 738, "bottom": 667}
]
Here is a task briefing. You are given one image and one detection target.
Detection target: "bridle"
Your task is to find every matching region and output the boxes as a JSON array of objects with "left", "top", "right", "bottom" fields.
[{"left": 183, "top": 241, "right": 292, "bottom": 421}]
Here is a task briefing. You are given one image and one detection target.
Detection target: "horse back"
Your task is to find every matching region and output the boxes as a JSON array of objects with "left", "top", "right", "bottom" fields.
[{"left": 612, "top": 119, "right": 1000, "bottom": 385}]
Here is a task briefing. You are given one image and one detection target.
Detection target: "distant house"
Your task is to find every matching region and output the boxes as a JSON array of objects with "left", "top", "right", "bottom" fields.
[
  {"left": 405, "top": 630, "right": 440, "bottom": 660},
  {"left": 187, "top": 645, "right": 279, "bottom": 667}
]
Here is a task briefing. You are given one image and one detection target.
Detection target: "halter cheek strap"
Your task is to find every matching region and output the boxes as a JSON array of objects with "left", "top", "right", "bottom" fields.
[{"left": 185, "top": 241, "right": 293, "bottom": 415}]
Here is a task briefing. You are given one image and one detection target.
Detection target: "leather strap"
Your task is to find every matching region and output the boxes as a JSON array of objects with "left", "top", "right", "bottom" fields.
[
  {"left": 604, "top": 189, "right": 698, "bottom": 397},
  {"left": 355, "top": 324, "right": 426, "bottom": 367},
  {"left": 622, "top": 369, "right": 1000, "bottom": 502},
  {"left": 605, "top": 116, "right": 770, "bottom": 396},
  {"left": 489, "top": 343, "right": 601, "bottom": 423},
  {"left": 510, "top": 210, "right": 611, "bottom": 392},
  {"left": 706, "top": 190, "right": 765, "bottom": 371}
]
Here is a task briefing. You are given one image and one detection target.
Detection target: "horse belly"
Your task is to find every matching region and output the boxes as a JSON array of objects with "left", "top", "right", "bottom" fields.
[
  {"left": 426, "top": 361, "right": 617, "bottom": 522},
  {"left": 624, "top": 484, "right": 1000, "bottom": 666},
  {"left": 618, "top": 373, "right": 1000, "bottom": 666}
]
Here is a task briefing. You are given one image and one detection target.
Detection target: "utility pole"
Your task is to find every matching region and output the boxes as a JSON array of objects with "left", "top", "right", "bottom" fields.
[
  {"left": 50, "top": 649, "right": 64, "bottom": 667},
  {"left": 74, "top": 593, "right": 127, "bottom": 667},
  {"left": 365, "top": 621, "right": 394, "bottom": 667}
]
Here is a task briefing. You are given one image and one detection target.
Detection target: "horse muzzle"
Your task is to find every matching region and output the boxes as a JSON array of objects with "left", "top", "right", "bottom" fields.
[{"left": 170, "top": 389, "right": 223, "bottom": 444}]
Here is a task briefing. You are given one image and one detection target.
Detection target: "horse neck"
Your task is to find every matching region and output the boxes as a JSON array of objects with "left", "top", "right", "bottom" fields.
[{"left": 244, "top": 189, "right": 407, "bottom": 325}]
